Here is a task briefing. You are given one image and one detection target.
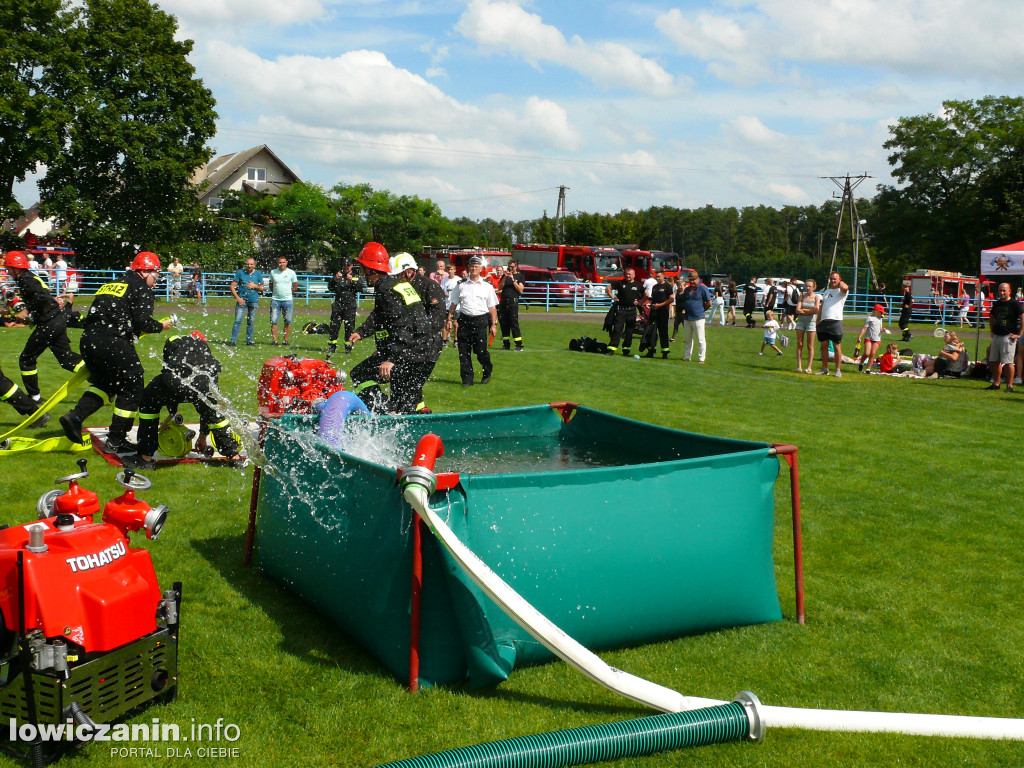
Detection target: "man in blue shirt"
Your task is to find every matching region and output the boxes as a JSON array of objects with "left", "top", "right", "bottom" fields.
[
  {"left": 228, "top": 258, "right": 265, "bottom": 346},
  {"left": 678, "top": 270, "right": 713, "bottom": 363}
]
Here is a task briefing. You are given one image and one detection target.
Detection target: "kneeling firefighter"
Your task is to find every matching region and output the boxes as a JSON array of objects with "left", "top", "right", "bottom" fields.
[
  {"left": 126, "top": 330, "right": 240, "bottom": 469},
  {"left": 59, "top": 252, "right": 171, "bottom": 450},
  {"left": 346, "top": 243, "right": 434, "bottom": 414}
]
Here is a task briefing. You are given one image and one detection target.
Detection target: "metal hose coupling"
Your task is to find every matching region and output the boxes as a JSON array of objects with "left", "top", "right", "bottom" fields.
[
  {"left": 734, "top": 690, "right": 766, "bottom": 741},
  {"left": 398, "top": 465, "right": 437, "bottom": 496}
]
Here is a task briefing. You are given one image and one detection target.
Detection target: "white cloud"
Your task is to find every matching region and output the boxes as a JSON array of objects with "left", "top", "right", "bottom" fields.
[
  {"left": 657, "top": 1, "right": 1024, "bottom": 85},
  {"left": 162, "top": 0, "right": 325, "bottom": 28},
  {"left": 456, "top": 0, "right": 682, "bottom": 97}
]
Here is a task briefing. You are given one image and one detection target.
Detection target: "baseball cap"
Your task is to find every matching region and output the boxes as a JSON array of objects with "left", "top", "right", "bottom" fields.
[{"left": 873, "top": 303, "right": 886, "bottom": 313}]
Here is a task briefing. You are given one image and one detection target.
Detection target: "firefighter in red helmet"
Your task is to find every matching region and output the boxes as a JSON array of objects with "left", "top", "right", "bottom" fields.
[
  {"left": 346, "top": 243, "right": 434, "bottom": 414},
  {"left": 59, "top": 252, "right": 172, "bottom": 451},
  {"left": 3, "top": 250, "right": 85, "bottom": 402}
]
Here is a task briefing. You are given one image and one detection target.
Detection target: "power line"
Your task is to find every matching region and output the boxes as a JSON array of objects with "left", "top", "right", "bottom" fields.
[
  {"left": 217, "top": 126, "right": 828, "bottom": 180},
  {"left": 436, "top": 187, "right": 559, "bottom": 205}
]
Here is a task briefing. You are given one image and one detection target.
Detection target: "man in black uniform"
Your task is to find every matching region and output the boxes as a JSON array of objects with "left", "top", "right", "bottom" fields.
[
  {"left": 605, "top": 268, "right": 646, "bottom": 356},
  {"left": 346, "top": 243, "right": 434, "bottom": 414},
  {"left": 3, "top": 251, "right": 85, "bottom": 400},
  {"left": 742, "top": 276, "right": 759, "bottom": 328},
  {"left": 899, "top": 286, "right": 913, "bottom": 341},
  {"left": 326, "top": 260, "right": 365, "bottom": 358},
  {"left": 646, "top": 270, "right": 673, "bottom": 359},
  {"left": 497, "top": 259, "right": 525, "bottom": 350},
  {"left": 126, "top": 330, "right": 240, "bottom": 469},
  {"left": 59, "top": 252, "right": 171, "bottom": 451}
]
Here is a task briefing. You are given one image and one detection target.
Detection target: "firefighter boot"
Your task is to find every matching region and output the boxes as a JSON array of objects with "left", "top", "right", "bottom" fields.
[
  {"left": 104, "top": 412, "right": 138, "bottom": 454},
  {"left": 6, "top": 388, "right": 49, "bottom": 428},
  {"left": 59, "top": 390, "right": 104, "bottom": 443}
]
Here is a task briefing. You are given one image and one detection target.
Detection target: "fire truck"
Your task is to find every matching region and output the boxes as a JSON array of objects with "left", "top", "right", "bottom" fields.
[
  {"left": 617, "top": 249, "right": 682, "bottom": 281},
  {"left": 510, "top": 244, "right": 624, "bottom": 285},
  {"left": 902, "top": 269, "right": 993, "bottom": 319}
]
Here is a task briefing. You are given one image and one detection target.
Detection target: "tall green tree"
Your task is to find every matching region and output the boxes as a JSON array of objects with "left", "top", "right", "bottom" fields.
[
  {"left": 39, "top": 0, "right": 216, "bottom": 267},
  {"left": 873, "top": 96, "right": 1024, "bottom": 273},
  {"left": 265, "top": 182, "right": 334, "bottom": 268},
  {"left": 0, "top": 0, "right": 77, "bottom": 219}
]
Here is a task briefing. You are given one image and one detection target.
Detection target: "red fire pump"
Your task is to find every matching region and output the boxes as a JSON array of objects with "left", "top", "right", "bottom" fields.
[
  {"left": 256, "top": 355, "right": 347, "bottom": 418},
  {"left": 0, "top": 459, "right": 180, "bottom": 763}
]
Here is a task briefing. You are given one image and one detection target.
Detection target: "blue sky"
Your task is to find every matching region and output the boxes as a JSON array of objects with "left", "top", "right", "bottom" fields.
[{"left": 17, "top": 0, "right": 1024, "bottom": 221}]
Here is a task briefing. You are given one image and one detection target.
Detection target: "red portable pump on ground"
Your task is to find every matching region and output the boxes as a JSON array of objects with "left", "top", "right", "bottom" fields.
[
  {"left": 0, "top": 459, "right": 180, "bottom": 763},
  {"left": 256, "top": 355, "right": 347, "bottom": 418}
]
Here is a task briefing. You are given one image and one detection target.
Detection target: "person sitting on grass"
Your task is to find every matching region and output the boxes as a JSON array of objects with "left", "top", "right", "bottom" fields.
[
  {"left": 760, "top": 310, "right": 783, "bottom": 356},
  {"left": 922, "top": 331, "right": 967, "bottom": 378},
  {"left": 877, "top": 343, "right": 901, "bottom": 373}
]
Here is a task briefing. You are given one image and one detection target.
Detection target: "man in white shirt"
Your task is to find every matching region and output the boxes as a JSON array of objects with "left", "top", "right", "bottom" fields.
[
  {"left": 269, "top": 256, "right": 299, "bottom": 346},
  {"left": 816, "top": 271, "right": 849, "bottom": 377},
  {"left": 447, "top": 256, "right": 498, "bottom": 386},
  {"left": 54, "top": 255, "right": 68, "bottom": 293},
  {"left": 167, "top": 257, "right": 184, "bottom": 299}
]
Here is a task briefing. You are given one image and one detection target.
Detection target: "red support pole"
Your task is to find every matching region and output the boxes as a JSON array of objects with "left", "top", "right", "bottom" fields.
[
  {"left": 409, "top": 515, "right": 423, "bottom": 692},
  {"left": 772, "top": 444, "right": 805, "bottom": 624}
]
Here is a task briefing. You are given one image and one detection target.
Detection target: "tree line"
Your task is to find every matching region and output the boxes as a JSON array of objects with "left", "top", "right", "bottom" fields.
[{"left": 3, "top": 2, "right": 1023, "bottom": 286}]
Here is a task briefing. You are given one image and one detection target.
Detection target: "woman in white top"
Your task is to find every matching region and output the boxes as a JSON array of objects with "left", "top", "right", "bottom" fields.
[{"left": 794, "top": 279, "right": 820, "bottom": 373}]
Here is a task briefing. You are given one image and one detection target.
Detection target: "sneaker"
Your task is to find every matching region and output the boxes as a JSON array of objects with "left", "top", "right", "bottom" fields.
[
  {"left": 777, "top": 351, "right": 783, "bottom": 356},
  {"left": 122, "top": 453, "right": 156, "bottom": 470},
  {"left": 834, "top": 370, "right": 843, "bottom": 378},
  {"left": 814, "top": 370, "right": 829, "bottom": 375},
  {"left": 985, "top": 383, "right": 1000, "bottom": 390},
  {"left": 515, "top": 345, "right": 524, "bottom": 352},
  {"left": 103, "top": 438, "right": 137, "bottom": 454},
  {"left": 502, "top": 344, "right": 511, "bottom": 350},
  {"left": 1007, "top": 386, "right": 1015, "bottom": 393},
  {"left": 27, "top": 412, "right": 50, "bottom": 429},
  {"left": 462, "top": 380, "right": 473, "bottom": 387},
  {"left": 246, "top": 341, "right": 256, "bottom": 346},
  {"left": 59, "top": 412, "right": 83, "bottom": 442},
  {"left": 1015, "top": 377, "right": 1023, "bottom": 385},
  {"left": 227, "top": 341, "right": 236, "bottom": 347},
  {"left": 758, "top": 352, "right": 763, "bottom": 356},
  {"left": 30, "top": 394, "right": 41, "bottom": 402},
  {"left": 481, "top": 371, "right": 492, "bottom": 384}
]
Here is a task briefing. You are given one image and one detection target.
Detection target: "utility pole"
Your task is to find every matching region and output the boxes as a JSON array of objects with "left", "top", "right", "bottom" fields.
[
  {"left": 555, "top": 185, "right": 568, "bottom": 243},
  {"left": 823, "top": 173, "right": 877, "bottom": 296}
]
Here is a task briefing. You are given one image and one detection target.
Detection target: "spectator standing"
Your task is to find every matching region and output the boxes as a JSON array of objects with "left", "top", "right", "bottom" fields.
[
  {"left": 725, "top": 280, "right": 738, "bottom": 326},
  {"left": 430, "top": 260, "right": 446, "bottom": 285},
  {"left": 327, "top": 260, "right": 365, "bottom": 357},
  {"left": 958, "top": 291, "right": 972, "bottom": 327},
  {"left": 42, "top": 253, "right": 54, "bottom": 290},
  {"left": 605, "top": 268, "right": 646, "bottom": 356},
  {"left": 671, "top": 275, "right": 686, "bottom": 340},
  {"left": 642, "top": 273, "right": 657, "bottom": 296},
  {"left": 447, "top": 256, "right": 498, "bottom": 385},
  {"left": 168, "top": 257, "right": 184, "bottom": 300},
  {"left": 899, "top": 285, "right": 913, "bottom": 341},
  {"left": 985, "top": 282, "right": 1022, "bottom": 392},
  {"left": 646, "top": 270, "right": 673, "bottom": 359},
  {"left": 762, "top": 278, "right": 777, "bottom": 320},
  {"left": 795, "top": 279, "right": 820, "bottom": 374},
  {"left": 816, "top": 271, "right": 849, "bottom": 377},
  {"left": 782, "top": 280, "right": 800, "bottom": 330},
  {"left": 269, "top": 256, "right": 298, "bottom": 346},
  {"left": 742, "top": 276, "right": 759, "bottom": 327},
  {"left": 708, "top": 280, "right": 726, "bottom": 325},
  {"left": 54, "top": 254, "right": 68, "bottom": 294},
  {"left": 189, "top": 262, "right": 204, "bottom": 303},
  {"left": 228, "top": 257, "right": 265, "bottom": 346},
  {"left": 496, "top": 260, "right": 525, "bottom": 350},
  {"left": 678, "top": 270, "right": 713, "bottom": 363},
  {"left": 441, "top": 265, "right": 461, "bottom": 347}
]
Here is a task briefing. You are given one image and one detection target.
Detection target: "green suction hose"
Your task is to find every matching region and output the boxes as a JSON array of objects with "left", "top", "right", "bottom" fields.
[{"left": 375, "top": 695, "right": 762, "bottom": 768}]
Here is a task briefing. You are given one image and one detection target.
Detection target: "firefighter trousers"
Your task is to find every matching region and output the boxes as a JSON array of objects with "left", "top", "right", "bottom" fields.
[
  {"left": 350, "top": 351, "right": 432, "bottom": 414},
  {"left": 20, "top": 315, "right": 84, "bottom": 398},
  {"left": 457, "top": 314, "right": 492, "bottom": 384},
  {"left": 497, "top": 300, "right": 522, "bottom": 348},
  {"left": 136, "top": 372, "right": 239, "bottom": 457}
]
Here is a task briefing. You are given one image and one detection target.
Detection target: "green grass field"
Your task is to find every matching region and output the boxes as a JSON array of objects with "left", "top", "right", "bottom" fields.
[{"left": 0, "top": 300, "right": 1020, "bottom": 767}]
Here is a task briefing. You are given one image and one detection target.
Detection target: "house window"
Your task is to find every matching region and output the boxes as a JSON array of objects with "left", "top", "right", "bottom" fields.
[
  {"left": 208, "top": 197, "right": 223, "bottom": 209},
  {"left": 246, "top": 167, "right": 266, "bottom": 182}
]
